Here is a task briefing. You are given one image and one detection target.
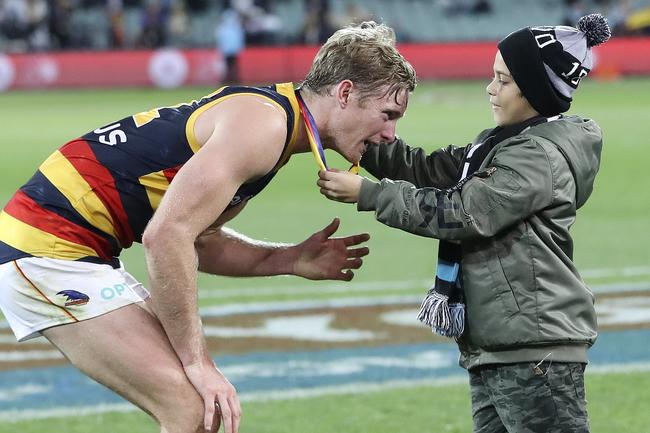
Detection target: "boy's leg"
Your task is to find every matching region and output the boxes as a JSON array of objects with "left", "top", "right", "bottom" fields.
[
  {"left": 470, "top": 369, "right": 508, "bottom": 433},
  {"left": 481, "top": 362, "right": 589, "bottom": 433}
]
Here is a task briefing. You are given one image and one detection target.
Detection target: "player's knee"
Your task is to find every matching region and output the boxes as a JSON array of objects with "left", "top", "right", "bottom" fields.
[
  {"left": 155, "top": 370, "right": 205, "bottom": 433},
  {"left": 158, "top": 399, "right": 204, "bottom": 433}
]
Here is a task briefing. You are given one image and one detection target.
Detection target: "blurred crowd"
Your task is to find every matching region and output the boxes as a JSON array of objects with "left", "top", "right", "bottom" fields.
[{"left": 0, "top": 0, "right": 648, "bottom": 53}]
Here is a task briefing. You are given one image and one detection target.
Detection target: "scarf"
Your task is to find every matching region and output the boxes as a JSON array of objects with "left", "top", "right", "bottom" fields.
[{"left": 417, "top": 115, "right": 555, "bottom": 338}]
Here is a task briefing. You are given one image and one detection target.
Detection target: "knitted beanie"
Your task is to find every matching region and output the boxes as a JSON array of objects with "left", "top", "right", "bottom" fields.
[{"left": 497, "top": 14, "right": 611, "bottom": 116}]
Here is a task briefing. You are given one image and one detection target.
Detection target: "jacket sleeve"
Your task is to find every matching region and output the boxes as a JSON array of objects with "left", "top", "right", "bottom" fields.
[
  {"left": 360, "top": 137, "right": 466, "bottom": 189},
  {"left": 357, "top": 137, "right": 555, "bottom": 240}
]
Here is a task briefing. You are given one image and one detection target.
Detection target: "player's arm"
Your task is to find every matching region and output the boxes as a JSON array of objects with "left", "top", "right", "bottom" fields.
[
  {"left": 195, "top": 218, "right": 369, "bottom": 281},
  {"left": 141, "top": 96, "right": 286, "bottom": 433}
]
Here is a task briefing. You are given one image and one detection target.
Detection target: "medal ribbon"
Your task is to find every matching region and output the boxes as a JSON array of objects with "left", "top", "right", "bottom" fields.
[{"left": 296, "top": 90, "right": 359, "bottom": 174}]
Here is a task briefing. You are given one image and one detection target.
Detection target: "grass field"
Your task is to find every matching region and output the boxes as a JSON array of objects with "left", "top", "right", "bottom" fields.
[{"left": 0, "top": 78, "right": 649, "bottom": 432}]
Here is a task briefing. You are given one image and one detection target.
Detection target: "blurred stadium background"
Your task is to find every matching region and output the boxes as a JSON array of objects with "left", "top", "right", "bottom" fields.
[{"left": 1, "top": 1, "right": 650, "bottom": 432}]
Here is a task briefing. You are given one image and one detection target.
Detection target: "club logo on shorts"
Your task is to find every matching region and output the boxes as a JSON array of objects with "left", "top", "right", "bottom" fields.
[{"left": 56, "top": 290, "right": 90, "bottom": 307}]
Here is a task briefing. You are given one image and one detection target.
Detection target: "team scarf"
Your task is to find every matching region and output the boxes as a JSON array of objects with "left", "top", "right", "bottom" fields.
[
  {"left": 295, "top": 89, "right": 359, "bottom": 174},
  {"left": 417, "top": 115, "right": 557, "bottom": 338}
]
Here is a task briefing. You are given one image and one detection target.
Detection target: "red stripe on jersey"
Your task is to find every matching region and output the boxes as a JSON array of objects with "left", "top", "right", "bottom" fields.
[
  {"left": 59, "top": 139, "right": 135, "bottom": 248},
  {"left": 163, "top": 165, "right": 182, "bottom": 183},
  {"left": 5, "top": 191, "right": 113, "bottom": 260}
]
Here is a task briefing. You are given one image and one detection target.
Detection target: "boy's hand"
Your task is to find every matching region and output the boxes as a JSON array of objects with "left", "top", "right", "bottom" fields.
[{"left": 317, "top": 169, "right": 363, "bottom": 203}]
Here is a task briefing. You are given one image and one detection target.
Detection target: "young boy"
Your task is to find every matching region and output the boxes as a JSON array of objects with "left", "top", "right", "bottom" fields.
[{"left": 318, "top": 14, "right": 610, "bottom": 433}]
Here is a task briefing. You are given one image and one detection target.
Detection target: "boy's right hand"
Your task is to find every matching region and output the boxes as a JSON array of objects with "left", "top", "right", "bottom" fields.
[{"left": 317, "top": 169, "right": 363, "bottom": 203}]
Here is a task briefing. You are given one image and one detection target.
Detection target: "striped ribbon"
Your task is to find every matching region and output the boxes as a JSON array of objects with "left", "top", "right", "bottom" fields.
[{"left": 295, "top": 90, "right": 359, "bottom": 174}]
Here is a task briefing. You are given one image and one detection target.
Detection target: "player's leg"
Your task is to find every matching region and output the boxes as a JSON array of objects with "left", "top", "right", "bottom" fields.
[
  {"left": 0, "top": 258, "right": 218, "bottom": 433},
  {"left": 43, "top": 300, "right": 217, "bottom": 433}
]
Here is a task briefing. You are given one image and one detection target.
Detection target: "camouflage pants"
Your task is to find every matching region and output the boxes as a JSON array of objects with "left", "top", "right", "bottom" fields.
[{"left": 469, "top": 362, "right": 589, "bottom": 433}]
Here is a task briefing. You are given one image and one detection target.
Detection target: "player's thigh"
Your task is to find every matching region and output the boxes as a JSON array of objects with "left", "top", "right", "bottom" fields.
[{"left": 43, "top": 300, "right": 203, "bottom": 423}]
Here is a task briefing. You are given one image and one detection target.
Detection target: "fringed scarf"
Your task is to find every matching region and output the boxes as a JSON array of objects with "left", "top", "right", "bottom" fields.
[{"left": 417, "top": 115, "right": 555, "bottom": 338}]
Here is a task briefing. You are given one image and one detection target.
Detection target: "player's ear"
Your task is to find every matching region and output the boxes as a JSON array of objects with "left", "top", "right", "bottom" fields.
[{"left": 336, "top": 80, "right": 353, "bottom": 108}]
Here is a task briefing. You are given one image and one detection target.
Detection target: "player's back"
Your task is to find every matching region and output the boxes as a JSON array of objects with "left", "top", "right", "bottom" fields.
[{"left": 0, "top": 83, "right": 300, "bottom": 267}]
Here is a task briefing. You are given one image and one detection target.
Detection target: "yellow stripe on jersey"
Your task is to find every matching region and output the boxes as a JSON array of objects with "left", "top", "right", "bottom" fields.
[
  {"left": 0, "top": 211, "right": 98, "bottom": 260},
  {"left": 273, "top": 83, "right": 300, "bottom": 169},
  {"left": 133, "top": 109, "right": 161, "bottom": 128},
  {"left": 185, "top": 90, "right": 289, "bottom": 154},
  {"left": 138, "top": 171, "right": 169, "bottom": 211},
  {"left": 38, "top": 151, "right": 119, "bottom": 240}
]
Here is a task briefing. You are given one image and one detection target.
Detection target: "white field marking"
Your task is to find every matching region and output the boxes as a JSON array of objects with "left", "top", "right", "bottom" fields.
[
  {"left": 0, "top": 334, "right": 49, "bottom": 344},
  {"left": 197, "top": 278, "right": 432, "bottom": 299},
  {"left": 3, "top": 363, "right": 650, "bottom": 422},
  {"left": 0, "top": 334, "right": 19, "bottom": 344},
  {"left": 3, "top": 287, "right": 649, "bottom": 363},
  {"left": 204, "top": 314, "right": 381, "bottom": 342},
  {"left": 0, "top": 350, "right": 63, "bottom": 362},
  {"left": 197, "top": 278, "right": 650, "bottom": 319},
  {"left": 581, "top": 266, "right": 650, "bottom": 279},
  {"left": 197, "top": 266, "right": 650, "bottom": 299},
  {"left": 590, "top": 281, "right": 650, "bottom": 294},
  {"left": 0, "top": 384, "right": 51, "bottom": 402},
  {"left": 198, "top": 295, "right": 423, "bottom": 318},
  {"left": 221, "top": 350, "right": 455, "bottom": 381},
  {"left": 0, "top": 403, "right": 136, "bottom": 423},
  {"left": 382, "top": 294, "right": 650, "bottom": 328},
  {"left": 0, "top": 280, "right": 648, "bottom": 342},
  {"left": 596, "top": 296, "right": 650, "bottom": 326}
]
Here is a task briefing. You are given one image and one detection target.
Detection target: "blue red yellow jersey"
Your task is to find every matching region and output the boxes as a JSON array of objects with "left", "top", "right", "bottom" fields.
[{"left": 0, "top": 83, "right": 301, "bottom": 267}]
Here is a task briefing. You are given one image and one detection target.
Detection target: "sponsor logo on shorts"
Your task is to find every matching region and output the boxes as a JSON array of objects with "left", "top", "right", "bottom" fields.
[
  {"left": 100, "top": 283, "right": 128, "bottom": 300},
  {"left": 55, "top": 290, "right": 90, "bottom": 307}
]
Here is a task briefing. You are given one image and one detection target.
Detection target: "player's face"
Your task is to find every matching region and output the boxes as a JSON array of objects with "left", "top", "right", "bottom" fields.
[
  {"left": 333, "top": 86, "right": 408, "bottom": 164},
  {"left": 486, "top": 51, "right": 539, "bottom": 126}
]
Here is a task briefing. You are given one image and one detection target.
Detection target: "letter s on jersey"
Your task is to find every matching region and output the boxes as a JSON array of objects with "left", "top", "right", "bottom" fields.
[{"left": 94, "top": 123, "right": 127, "bottom": 146}]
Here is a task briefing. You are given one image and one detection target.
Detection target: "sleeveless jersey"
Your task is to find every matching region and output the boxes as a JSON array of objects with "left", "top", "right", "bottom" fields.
[{"left": 0, "top": 83, "right": 301, "bottom": 267}]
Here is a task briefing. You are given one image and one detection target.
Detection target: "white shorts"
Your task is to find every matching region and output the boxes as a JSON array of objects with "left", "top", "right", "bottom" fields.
[{"left": 0, "top": 257, "right": 150, "bottom": 341}]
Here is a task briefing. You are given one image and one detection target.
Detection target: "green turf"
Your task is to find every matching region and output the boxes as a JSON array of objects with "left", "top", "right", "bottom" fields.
[{"left": 1, "top": 370, "right": 648, "bottom": 433}]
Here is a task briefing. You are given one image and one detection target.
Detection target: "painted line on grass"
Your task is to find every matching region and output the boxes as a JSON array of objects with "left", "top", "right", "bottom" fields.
[
  {"left": 1, "top": 282, "right": 649, "bottom": 360},
  {"left": 197, "top": 266, "right": 650, "bottom": 299},
  {"left": 0, "top": 377, "right": 471, "bottom": 423},
  {"left": 197, "top": 280, "right": 650, "bottom": 317},
  {"left": 2, "top": 362, "right": 650, "bottom": 423}
]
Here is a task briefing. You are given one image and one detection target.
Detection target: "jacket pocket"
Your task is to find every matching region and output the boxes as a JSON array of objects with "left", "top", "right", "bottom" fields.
[
  {"left": 464, "top": 227, "right": 540, "bottom": 348},
  {"left": 483, "top": 245, "right": 521, "bottom": 318}
]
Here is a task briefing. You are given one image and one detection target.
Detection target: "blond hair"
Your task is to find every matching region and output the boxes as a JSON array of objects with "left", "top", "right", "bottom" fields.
[{"left": 302, "top": 22, "right": 416, "bottom": 102}]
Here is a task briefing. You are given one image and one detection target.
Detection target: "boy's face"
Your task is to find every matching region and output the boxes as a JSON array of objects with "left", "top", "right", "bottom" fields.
[
  {"left": 328, "top": 83, "right": 408, "bottom": 164},
  {"left": 486, "top": 51, "right": 539, "bottom": 126}
]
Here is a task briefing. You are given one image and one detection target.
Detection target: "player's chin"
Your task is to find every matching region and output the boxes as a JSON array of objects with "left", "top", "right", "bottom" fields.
[{"left": 342, "top": 150, "right": 361, "bottom": 165}]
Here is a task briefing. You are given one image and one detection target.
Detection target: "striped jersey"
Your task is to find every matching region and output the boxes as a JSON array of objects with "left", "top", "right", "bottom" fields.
[{"left": 0, "top": 83, "right": 301, "bottom": 267}]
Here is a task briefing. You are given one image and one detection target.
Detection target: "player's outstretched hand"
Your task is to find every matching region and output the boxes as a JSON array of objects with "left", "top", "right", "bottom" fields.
[
  {"left": 317, "top": 169, "right": 363, "bottom": 203},
  {"left": 184, "top": 360, "right": 241, "bottom": 433},
  {"left": 293, "top": 218, "right": 370, "bottom": 281}
]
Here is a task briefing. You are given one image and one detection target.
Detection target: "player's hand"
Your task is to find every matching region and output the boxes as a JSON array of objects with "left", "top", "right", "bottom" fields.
[
  {"left": 293, "top": 218, "right": 369, "bottom": 281},
  {"left": 184, "top": 359, "right": 241, "bottom": 433},
  {"left": 317, "top": 169, "right": 364, "bottom": 203}
]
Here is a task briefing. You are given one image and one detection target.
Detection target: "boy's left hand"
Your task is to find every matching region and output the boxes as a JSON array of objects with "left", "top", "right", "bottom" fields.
[{"left": 318, "top": 169, "right": 363, "bottom": 203}]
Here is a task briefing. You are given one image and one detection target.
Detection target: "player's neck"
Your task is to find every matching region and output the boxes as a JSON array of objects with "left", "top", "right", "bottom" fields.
[{"left": 294, "top": 89, "right": 333, "bottom": 154}]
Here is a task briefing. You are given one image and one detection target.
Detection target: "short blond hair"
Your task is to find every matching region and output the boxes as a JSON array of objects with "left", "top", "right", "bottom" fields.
[{"left": 303, "top": 21, "right": 416, "bottom": 102}]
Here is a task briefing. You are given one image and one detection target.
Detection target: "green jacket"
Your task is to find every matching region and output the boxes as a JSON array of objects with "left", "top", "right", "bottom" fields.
[{"left": 359, "top": 116, "right": 602, "bottom": 369}]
